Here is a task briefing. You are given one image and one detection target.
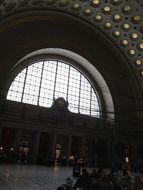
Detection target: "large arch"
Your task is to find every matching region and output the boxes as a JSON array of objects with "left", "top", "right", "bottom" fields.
[
  {"left": 0, "top": 9, "right": 142, "bottom": 124},
  {"left": 9, "top": 48, "right": 114, "bottom": 120},
  {"left": 0, "top": 0, "right": 143, "bottom": 167}
]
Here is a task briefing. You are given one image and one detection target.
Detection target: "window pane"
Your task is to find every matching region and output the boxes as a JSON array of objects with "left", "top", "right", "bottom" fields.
[
  {"left": 91, "top": 88, "right": 100, "bottom": 117},
  {"left": 68, "top": 67, "right": 80, "bottom": 112},
  {"left": 54, "top": 62, "right": 69, "bottom": 99},
  {"left": 39, "top": 60, "right": 57, "bottom": 107},
  {"left": 6, "top": 60, "right": 100, "bottom": 117},
  {"left": 7, "top": 69, "right": 26, "bottom": 102},
  {"left": 22, "top": 63, "right": 42, "bottom": 104}
]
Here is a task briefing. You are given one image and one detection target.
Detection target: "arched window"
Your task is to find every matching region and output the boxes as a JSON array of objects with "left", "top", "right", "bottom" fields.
[{"left": 6, "top": 59, "right": 100, "bottom": 117}]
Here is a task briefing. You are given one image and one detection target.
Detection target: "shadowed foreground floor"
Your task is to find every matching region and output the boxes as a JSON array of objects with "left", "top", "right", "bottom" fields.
[{"left": 0, "top": 164, "right": 74, "bottom": 190}]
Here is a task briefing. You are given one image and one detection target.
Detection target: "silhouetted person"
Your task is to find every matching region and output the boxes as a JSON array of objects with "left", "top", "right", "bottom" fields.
[
  {"left": 74, "top": 168, "right": 92, "bottom": 190},
  {"left": 72, "top": 162, "right": 81, "bottom": 177}
]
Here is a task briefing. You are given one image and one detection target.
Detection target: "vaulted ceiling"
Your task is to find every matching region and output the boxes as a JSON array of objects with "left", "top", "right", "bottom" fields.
[{"left": 0, "top": 0, "right": 143, "bottom": 127}]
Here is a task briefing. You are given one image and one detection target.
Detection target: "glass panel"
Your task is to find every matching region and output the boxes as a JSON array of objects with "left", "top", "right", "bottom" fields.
[
  {"left": 91, "top": 88, "right": 100, "bottom": 117},
  {"left": 22, "top": 62, "right": 42, "bottom": 104},
  {"left": 68, "top": 67, "right": 80, "bottom": 113},
  {"left": 6, "top": 60, "right": 100, "bottom": 117},
  {"left": 7, "top": 69, "right": 26, "bottom": 102},
  {"left": 79, "top": 76, "right": 91, "bottom": 115},
  {"left": 54, "top": 62, "right": 69, "bottom": 99},
  {"left": 39, "top": 60, "right": 57, "bottom": 107}
]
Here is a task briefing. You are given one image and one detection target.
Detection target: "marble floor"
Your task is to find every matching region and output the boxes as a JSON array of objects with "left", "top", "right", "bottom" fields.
[{"left": 0, "top": 164, "right": 75, "bottom": 190}]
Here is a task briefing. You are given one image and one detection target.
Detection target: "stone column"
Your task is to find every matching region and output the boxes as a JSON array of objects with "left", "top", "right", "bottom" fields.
[
  {"left": 14, "top": 129, "right": 23, "bottom": 154},
  {"left": 93, "top": 139, "right": 99, "bottom": 168},
  {"left": 0, "top": 127, "right": 2, "bottom": 144},
  {"left": 67, "top": 136, "right": 72, "bottom": 156},
  {"left": 109, "top": 121, "right": 116, "bottom": 168},
  {"left": 107, "top": 140, "right": 112, "bottom": 167},
  {"left": 81, "top": 137, "right": 87, "bottom": 165},
  {"left": 67, "top": 135, "right": 72, "bottom": 165},
  {"left": 81, "top": 137, "right": 86, "bottom": 155},
  {"left": 132, "top": 143, "right": 140, "bottom": 172},
  {"left": 52, "top": 134, "right": 57, "bottom": 158},
  {"left": 31, "top": 131, "right": 40, "bottom": 164}
]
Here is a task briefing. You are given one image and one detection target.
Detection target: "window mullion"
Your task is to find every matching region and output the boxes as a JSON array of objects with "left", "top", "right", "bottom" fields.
[
  {"left": 66, "top": 66, "right": 70, "bottom": 101},
  {"left": 37, "top": 61, "right": 44, "bottom": 106},
  {"left": 78, "top": 73, "right": 82, "bottom": 113},
  {"left": 53, "top": 61, "right": 58, "bottom": 99},
  {"left": 21, "top": 67, "right": 28, "bottom": 102}
]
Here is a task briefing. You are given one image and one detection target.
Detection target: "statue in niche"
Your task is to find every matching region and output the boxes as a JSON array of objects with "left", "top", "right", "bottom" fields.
[{"left": 51, "top": 97, "right": 69, "bottom": 110}]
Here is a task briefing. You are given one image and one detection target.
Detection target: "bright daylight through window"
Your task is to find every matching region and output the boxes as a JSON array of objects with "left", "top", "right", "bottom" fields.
[{"left": 7, "top": 60, "right": 100, "bottom": 117}]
